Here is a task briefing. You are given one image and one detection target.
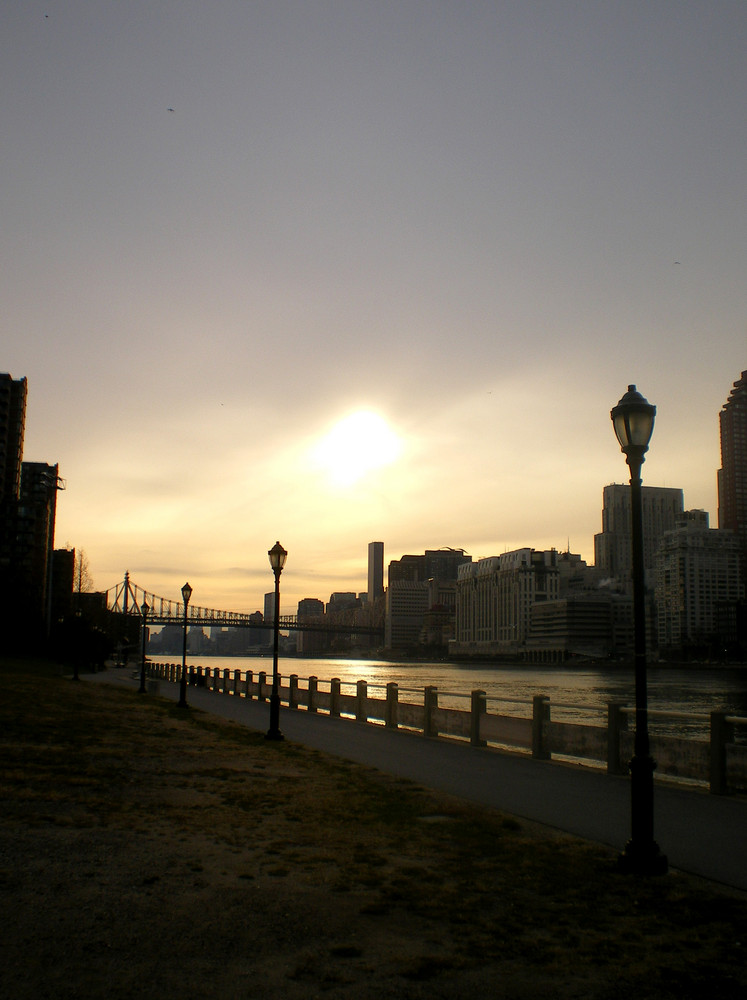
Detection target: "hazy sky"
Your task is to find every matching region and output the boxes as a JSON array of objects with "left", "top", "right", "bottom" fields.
[{"left": 3, "top": 1, "right": 745, "bottom": 612}]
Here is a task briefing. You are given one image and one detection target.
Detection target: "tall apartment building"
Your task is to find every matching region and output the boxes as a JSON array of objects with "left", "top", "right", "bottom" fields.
[
  {"left": 17, "top": 463, "right": 63, "bottom": 627},
  {"left": 1, "top": 376, "right": 67, "bottom": 640},
  {"left": 0, "top": 373, "right": 26, "bottom": 503},
  {"left": 718, "top": 370, "right": 747, "bottom": 564},
  {"left": 655, "top": 516, "right": 742, "bottom": 652},
  {"left": 594, "top": 484, "right": 684, "bottom": 589}
]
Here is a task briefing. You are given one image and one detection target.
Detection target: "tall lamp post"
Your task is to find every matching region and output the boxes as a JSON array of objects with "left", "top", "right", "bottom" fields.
[
  {"left": 138, "top": 600, "right": 150, "bottom": 693},
  {"left": 266, "top": 541, "right": 287, "bottom": 741},
  {"left": 178, "top": 582, "right": 192, "bottom": 708},
  {"left": 611, "top": 385, "right": 668, "bottom": 875}
]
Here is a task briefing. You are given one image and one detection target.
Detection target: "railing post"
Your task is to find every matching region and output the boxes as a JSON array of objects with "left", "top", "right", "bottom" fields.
[
  {"left": 223, "top": 668, "right": 230, "bottom": 693},
  {"left": 607, "top": 702, "right": 628, "bottom": 774},
  {"left": 356, "top": 680, "right": 368, "bottom": 722},
  {"left": 246, "top": 670, "right": 253, "bottom": 699},
  {"left": 233, "top": 669, "right": 241, "bottom": 695},
  {"left": 258, "top": 670, "right": 267, "bottom": 701},
  {"left": 330, "top": 678, "right": 341, "bottom": 717},
  {"left": 308, "top": 676, "right": 318, "bottom": 713},
  {"left": 385, "top": 682, "right": 398, "bottom": 729},
  {"left": 289, "top": 674, "right": 298, "bottom": 710},
  {"left": 471, "top": 689, "right": 487, "bottom": 747},
  {"left": 423, "top": 686, "right": 438, "bottom": 738},
  {"left": 710, "top": 711, "right": 733, "bottom": 795},
  {"left": 532, "top": 695, "right": 551, "bottom": 760}
]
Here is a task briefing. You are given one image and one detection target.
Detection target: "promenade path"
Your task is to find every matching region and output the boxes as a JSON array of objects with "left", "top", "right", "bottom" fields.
[{"left": 90, "top": 669, "right": 747, "bottom": 893}]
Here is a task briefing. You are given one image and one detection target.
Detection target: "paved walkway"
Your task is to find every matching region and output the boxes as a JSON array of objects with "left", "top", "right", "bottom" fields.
[{"left": 89, "top": 669, "right": 747, "bottom": 892}]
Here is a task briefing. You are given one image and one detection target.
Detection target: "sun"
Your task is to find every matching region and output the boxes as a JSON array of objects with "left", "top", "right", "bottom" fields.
[{"left": 312, "top": 411, "right": 403, "bottom": 486}]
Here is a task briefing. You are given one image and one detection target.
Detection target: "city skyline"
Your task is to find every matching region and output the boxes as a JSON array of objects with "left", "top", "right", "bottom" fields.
[{"left": 3, "top": 3, "right": 745, "bottom": 611}]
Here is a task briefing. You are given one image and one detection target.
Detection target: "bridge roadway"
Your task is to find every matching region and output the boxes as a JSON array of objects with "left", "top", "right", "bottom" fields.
[
  {"left": 137, "top": 613, "right": 383, "bottom": 634},
  {"left": 89, "top": 668, "right": 747, "bottom": 893}
]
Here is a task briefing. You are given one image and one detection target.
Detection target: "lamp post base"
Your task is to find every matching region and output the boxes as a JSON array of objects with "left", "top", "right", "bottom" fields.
[
  {"left": 266, "top": 692, "right": 283, "bottom": 741},
  {"left": 618, "top": 841, "right": 668, "bottom": 876}
]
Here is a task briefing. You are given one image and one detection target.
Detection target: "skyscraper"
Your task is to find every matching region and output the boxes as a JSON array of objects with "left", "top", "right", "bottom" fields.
[
  {"left": 593, "top": 484, "right": 684, "bottom": 589},
  {"left": 0, "top": 376, "right": 64, "bottom": 641},
  {"left": 367, "top": 541, "right": 384, "bottom": 603},
  {"left": 718, "top": 370, "right": 747, "bottom": 562},
  {"left": 0, "top": 373, "right": 27, "bottom": 503}
]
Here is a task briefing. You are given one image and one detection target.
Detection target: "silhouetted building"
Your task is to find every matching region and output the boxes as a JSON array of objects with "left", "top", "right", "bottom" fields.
[
  {"left": 50, "top": 547, "right": 75, "bottom": 623},
  {"left": 385, "top": 580, "right": 429, "bottom": 648},
  {"left": 385, "top": 547, "right": 471, "bottom": 650},
  {"left": 367, "top": 541, "right": 384, "bottom": 604},
  {"left": 526, "top": 593, "right": 633, "bottom": 662},
  {"left": 0, "top": 374, "right": 28, "bottom": 628},
  {"left": 0, "top": 373, "right": 26, "bottom": 503},
  {"left": 594, "top": 484, "right": 684, "bottom": 591},
  {"left": 296, "top": 597, "right": 326, "bottom": 654},
  {"left": 388, "top": 547, "right": 471, "bottom": 585},
  {"left": 656, "top": 515, "right": 743, "bottom": 655},
  {"left": 718, "top": 370, "right": 747, "bottom": 568},
  {"left": 0, "top": 376, "right": 65, "bottom": 642}
]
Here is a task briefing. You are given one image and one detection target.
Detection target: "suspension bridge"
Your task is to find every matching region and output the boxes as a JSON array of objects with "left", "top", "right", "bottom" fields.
[{"left": 105, "top": 572, "right": 384, "bottom": 636}]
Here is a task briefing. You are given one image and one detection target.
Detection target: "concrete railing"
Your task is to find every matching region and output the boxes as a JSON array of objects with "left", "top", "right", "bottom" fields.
[{"left": 148, "top": 662, "right": 747, "bottom": 796}]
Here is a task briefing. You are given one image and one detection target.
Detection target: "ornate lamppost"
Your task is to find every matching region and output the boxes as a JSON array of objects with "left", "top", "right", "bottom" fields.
[
  {"left": 611, "top": 385, "right": 667, "bottom": 875},
  {"left": 177, "top": 582, "right": 192, "bottom": 708},
  {"left": 266, "top": 542, "right": 287, "bottom": 740},
  {"left": 138, "top": 600, "right": 150, "bottom": 693}
]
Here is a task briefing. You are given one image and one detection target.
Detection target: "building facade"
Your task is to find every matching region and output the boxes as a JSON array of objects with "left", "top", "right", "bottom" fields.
[
  {"left": 385, "top": 580, "right": 429, "bottom": 649},
  {"left": 0, "top": 373, "right": 27, "bottom": 504},
  {"left": 385, "top": 547, "right": 471, "bottom": 651},
  {"left": 655, "top": 518, "right": 743, "bottom": 654},
  {"left": 718, "top": 370, "right": 747, "bottom": 566},
  {"left": 452, "top": 548, "right": 559, "bottom": 657},
  {"left": 594, "top": 484, "right": 684, "bottom": 590}
]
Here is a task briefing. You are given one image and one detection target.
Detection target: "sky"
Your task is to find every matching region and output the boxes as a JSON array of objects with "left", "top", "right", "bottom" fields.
[{"left": 2, "top": 1, "right": 745, "bottom": 614}]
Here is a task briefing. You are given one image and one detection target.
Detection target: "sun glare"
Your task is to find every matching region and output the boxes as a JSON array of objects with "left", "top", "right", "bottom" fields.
[{"left": 312, "top": 411, "right": 403, "bottom": 486}]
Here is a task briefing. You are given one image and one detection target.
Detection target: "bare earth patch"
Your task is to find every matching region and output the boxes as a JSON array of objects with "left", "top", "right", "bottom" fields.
[{"left": 1, "top": 663, "right": 745, "bottom": 999}]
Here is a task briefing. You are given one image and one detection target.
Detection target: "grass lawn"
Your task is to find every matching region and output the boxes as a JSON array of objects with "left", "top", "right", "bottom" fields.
[{"left": 1, "top": 657, "right": 745, "bottom": 999}]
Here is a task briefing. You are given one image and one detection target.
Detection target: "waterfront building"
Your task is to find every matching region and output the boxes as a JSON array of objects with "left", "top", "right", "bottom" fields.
[
  {"left": 655, "top": 515, "right": 743, "bottom": 655},
  {"left": 526, "top": 593, "right": 633, "bottom": 662},
  {"left": 452, "top": 548, "right": 559, "bottom": 658},
  {"left": 594, "top": 484, "right": 684, "bottom": 591},
  {"left": 718, "top": 370, "right": 747, "bottom": 567}
]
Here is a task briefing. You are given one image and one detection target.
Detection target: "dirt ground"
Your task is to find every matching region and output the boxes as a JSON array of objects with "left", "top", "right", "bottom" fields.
[{"left": 1, "top": 666, "right": 745, "bottom": 999}]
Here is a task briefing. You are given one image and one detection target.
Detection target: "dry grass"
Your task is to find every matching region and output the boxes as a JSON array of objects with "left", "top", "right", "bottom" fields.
[{"left": 1, "top": 658, "right": 745, "bottom": 999}]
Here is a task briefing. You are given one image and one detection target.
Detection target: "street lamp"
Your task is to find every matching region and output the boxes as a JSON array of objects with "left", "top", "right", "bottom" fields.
[
  {"left": 178, "top": 582, "right": 192, "bottom": 708},
  {"left": 266, "top": 541, "right": 287, "bottom": 740},
  {"left": 611, "top": 385, "right": 667, "bottom": 875},
  {"left": 138, "top": 600, "right": 150, "bottom": 693}
]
